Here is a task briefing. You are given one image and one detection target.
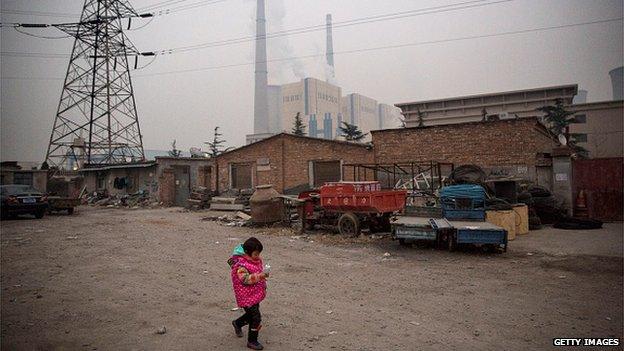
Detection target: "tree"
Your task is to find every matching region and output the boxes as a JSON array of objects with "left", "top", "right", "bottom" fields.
[
  {"left": 339, "top": 122, "right": 368, "bottom": 142},
  {"left": 416, "top": 108, "right": 425, "bottom": 128},
  {"left": 204, "top": 126, "right": 230, "bottom": 158},
  {"left": 537, "top": 98, "right": 575, "bottom": 136},
  {"left": 291, "top": 112, "right": 306, "bottom": 136},
  {"left": 537, "top": 99, "right": 588, "bottom": 156},
  {"left": 168, "top": 139, "right": 182, "bottom": 157}
]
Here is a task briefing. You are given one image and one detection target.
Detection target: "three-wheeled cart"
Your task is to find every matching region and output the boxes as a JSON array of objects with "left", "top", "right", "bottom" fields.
[
  {"left": 47, "top": 196, "right": 80, "bottom": 215},
  {"left": 442, "top": 220, "right": 508, "bottom": 252},
  {"left": 298, "top": 181, "right": 407, "bottom": 237}
]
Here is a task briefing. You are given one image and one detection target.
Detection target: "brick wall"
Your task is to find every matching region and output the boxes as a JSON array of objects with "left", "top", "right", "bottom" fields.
[
  {"left": 216, "top": 134, "right": 374, "bottom": 194},
  {"left": 372, "top": 118, "right": 556, "bottom": 179},
  {"left": 155, "top": 157, "right": 214, "bottom": 191},
  {"left": 281, "top": 136, "right": 374, "bottom": 192}
]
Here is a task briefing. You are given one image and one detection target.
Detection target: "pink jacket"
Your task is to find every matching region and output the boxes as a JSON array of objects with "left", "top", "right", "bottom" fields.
[{"left": 231, "top": 255, "right": 267, "bottom": 307}]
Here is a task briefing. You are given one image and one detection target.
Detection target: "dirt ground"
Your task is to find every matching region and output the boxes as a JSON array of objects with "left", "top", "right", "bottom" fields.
[{"left": 1, "top": 206, "right": 622, "bottom": 351}]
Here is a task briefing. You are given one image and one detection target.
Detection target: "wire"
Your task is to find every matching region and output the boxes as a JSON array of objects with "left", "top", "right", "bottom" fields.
[
  {"left": 14, "top": 26, "right": 73, "bottom": 39},
  {"left": 138, "top": 0, "right": 190, "bottom": 11},
  {"left": 133, "top": 17, "right": 624, "bottom": 77},
  {"left": 0, "top": 51, "right": 69, "bottom": 58},
  {"left": 0, "top": 9, "right": 79, "bottom": 18},
  {"left": 0, "top": 0, "right": 506, "bottom": 57},
  {"left": 135, "top": 55, "right": 158, "bottom": 69},
  {"left": 150, "top": 0, "right": 227, "bottom": 16},
  {"left": 157, "top": 0, "right": 512, "bottom": 54},
  {"left": 127, "top": 15, "right": 155, "bottom": 30},
  {"left": 2, "top": 17, "right": 621, "bottom": 77}
]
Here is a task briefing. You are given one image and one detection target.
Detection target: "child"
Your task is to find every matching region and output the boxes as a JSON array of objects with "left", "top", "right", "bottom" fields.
[{"left": 228, "top": 237, "right": 269, "bottom": 350}]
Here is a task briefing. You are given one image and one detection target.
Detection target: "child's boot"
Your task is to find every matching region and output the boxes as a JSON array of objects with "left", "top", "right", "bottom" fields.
[
  {"left": 232, "top": 320, "right": 244, "bottom": 338},
  {"left": 247, "top": 329, "right": 264, "bottom": 350}
]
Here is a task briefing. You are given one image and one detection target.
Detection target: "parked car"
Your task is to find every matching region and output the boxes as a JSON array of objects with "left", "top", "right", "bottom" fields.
[{"left": 0, "top": 185, "right": 48, "bottom": 219}]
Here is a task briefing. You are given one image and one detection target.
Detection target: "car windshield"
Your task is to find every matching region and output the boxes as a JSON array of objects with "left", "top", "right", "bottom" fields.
[{"left": 0, "top": 185, "right": 40, "bottom": 195}]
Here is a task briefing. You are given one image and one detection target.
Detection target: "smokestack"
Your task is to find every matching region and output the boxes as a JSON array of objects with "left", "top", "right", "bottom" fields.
[
  {"left": 609, "top": 66, "right": 623, "bottom": 100},
  {"left": 253, "top": 0, "right": 269, "bottom": 134},
  {"left": 326, "top": 14, "right": 335, "bottom": 80}
]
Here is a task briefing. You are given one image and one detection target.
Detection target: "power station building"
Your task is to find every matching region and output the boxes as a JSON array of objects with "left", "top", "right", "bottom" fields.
[
  {"left": 246, "top": 0, "right": 402, "bottom": 144},
  {"left": 247, "top": 80, "right": 402, "bottom": 144}
]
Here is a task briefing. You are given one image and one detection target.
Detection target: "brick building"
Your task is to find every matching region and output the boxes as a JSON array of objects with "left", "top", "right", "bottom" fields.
[
  {"left": 81, "top": 157, "right": 214, "bottom": 207},
  {"left": 371, "top": 117, "right": 558, "bottom": 185},
  {"left": 216, "top": 133, "right": 374, "bottom": 194}
]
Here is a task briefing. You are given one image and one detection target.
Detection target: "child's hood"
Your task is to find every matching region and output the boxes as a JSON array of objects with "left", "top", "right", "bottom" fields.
[{"left": 231, "top": 244, "right": 245, "bottom": 257}]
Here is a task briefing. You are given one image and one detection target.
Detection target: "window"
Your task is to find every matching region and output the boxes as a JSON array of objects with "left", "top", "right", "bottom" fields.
[
  {"left": 571, "top": 133, "right": 588, "bottom": 143},
  {"left": 573, "top": 114, "right": 587, "bottom": 123},
  {"left": 13, "top": 172, "right": 33, "bottom": 186},
  {"left": 231, "top": 163, "right": 252, "bottom": 189},
  {"left": 311, "top": 161, "right": 341, "bottom": 187}
]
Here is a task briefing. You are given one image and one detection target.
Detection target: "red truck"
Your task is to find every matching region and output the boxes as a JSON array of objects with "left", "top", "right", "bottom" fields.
[{"left": 298, "top": 181, "right": 407, "bottom": 236}]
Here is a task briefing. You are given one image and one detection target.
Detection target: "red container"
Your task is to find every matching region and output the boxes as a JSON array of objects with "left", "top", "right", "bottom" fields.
[{"left": 319, "top": 181, "right": 406, "bottom": 213}]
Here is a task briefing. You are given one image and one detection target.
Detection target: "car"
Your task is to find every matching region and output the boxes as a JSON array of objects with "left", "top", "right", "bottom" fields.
[{"left": 0, "top": 185, "right": 48, "bottom": 220}]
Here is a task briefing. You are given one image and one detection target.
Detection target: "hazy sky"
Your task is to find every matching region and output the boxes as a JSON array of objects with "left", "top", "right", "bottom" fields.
[{"left": 1, "top": 0, "right": 623, "bottom": 163}]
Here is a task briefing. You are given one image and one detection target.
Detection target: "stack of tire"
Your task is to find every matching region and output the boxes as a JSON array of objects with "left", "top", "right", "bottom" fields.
[{"left": 517, "top": 185, "right": 568, "bottom": 229}]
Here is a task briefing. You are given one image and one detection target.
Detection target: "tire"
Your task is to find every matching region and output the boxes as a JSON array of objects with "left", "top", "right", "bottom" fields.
[
  {"left": 338, "top": 212, "right": 360, "bottom": 237},
  {"left": 448, "top": 234, "right": 456, "bottom": 252},
  {"left": 34, "top": 210, "right": 45, "bottom": 219},
  {"left": 67, "top": 208, "right": 74, "bottom": 215}
]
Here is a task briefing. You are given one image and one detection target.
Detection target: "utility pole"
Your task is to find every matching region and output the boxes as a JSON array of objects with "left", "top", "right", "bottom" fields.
[{"left": 46, "top": 0, "right": 145, "bottom": 169}]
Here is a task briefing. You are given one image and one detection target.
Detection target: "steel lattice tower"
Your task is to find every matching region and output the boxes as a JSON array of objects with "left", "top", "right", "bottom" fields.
[{"left": 46, "top": 0, "right": 145, "bottom": 169}]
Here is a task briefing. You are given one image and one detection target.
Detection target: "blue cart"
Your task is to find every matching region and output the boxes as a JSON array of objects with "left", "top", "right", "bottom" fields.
[
  {"left": 440, "top": 184, "right": 486, "bottom": 221},
  {"left": 391, "top": 216, "right": 438, "bottom": 246},
  {"left": 447, "top": 221, "right": 508, "bottom": 252}
]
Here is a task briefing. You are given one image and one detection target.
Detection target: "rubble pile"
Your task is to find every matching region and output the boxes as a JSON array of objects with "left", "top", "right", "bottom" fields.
[
  {"left": 209, "top": 188, "right": 253, "bottom": 211},
  {"left": 187, "top": 186, "right": 213, "bottom": 210},
  {"left": 201, "top": 211, "right": 251, "bottom": 227},
  {"left": 83, "top": 190, "right": 158, "bottom": 208}
]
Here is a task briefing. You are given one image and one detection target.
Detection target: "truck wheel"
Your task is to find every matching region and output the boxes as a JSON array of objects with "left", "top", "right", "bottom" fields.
[
  {"left": 448, "top": 235, "right": 456, "bottom": 252},
  {"left": 338, "top": 213, "right": 360, "bottom": 237},
  {"left": 67, "top": 208, "right": 74, "bottom": 215},
  {"left": 35, "top": 210, "right": 45, "bottom": 219}
]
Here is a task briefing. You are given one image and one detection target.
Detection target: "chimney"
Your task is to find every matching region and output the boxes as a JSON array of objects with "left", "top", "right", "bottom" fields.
[
  {"left": 253, "top": 0, "right": 269, "bottom": 134},
  {"left": 326, "top": 14, "right": 335, "bottom": 80}
]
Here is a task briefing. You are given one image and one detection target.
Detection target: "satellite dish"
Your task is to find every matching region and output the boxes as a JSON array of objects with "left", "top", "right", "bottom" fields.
[{"left": 558, "top": 134, "right": 567, "bottom": 146}]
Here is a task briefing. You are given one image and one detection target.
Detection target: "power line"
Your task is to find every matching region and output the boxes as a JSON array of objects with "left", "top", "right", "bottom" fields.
[
  {"left": 13, "top": 26, "right": 73, "bottom": 39},
  {"left": 4, "top": 17, "right": 619, "bottom": 80},
  {"left": 1, "top": 0, "right": 510, "bottom": 57},
  {"left": 0, "top": 9, "right": 80, "bottom": 18},
  {"left": 153, "top": 0, "right": 227, "bottom": 15},
  {"left": 159, "top": 0, "right": 511, "bottom": 54},
  {"left": 135, "top": 17, "right": 624, "bottom": 77},
  {"left": 138, "top": 0, "right": 193, "bottom": 11}
]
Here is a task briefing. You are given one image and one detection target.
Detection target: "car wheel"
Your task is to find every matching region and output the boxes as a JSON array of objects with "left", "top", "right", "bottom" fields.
[{"left": 35, "top": 210, "right": 45, "bottom": 219}]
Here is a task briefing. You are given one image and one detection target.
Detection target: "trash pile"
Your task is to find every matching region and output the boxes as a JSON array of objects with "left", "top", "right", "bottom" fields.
[
  {"left": 201, "top": 211, "right": 251, "bottom": 227},
  {"left": 83, "top": 190, "right": 158, "bottom": 208}
]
